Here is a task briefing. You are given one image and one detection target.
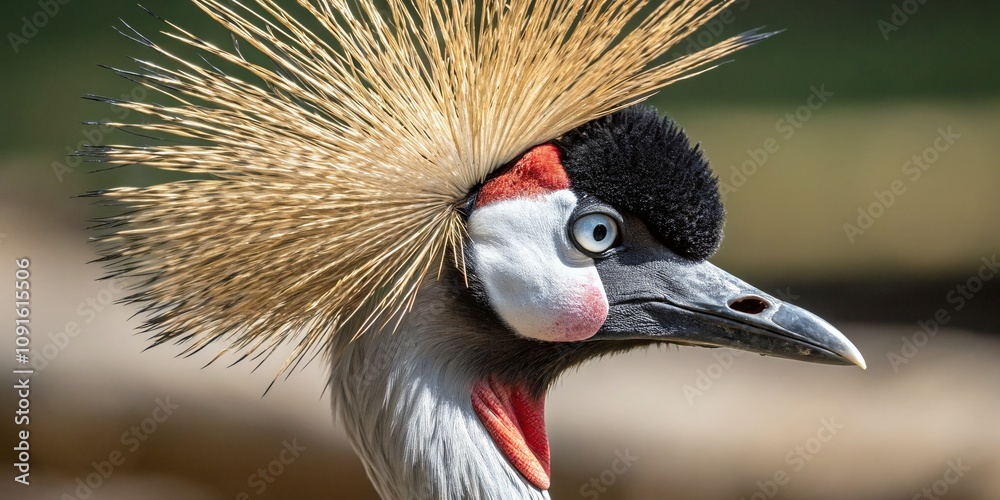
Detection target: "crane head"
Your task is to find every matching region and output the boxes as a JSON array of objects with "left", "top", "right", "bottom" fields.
[
  {"left": 466, "top": 105, "right": 864, "bottom": 369},
  {"left": 461, "top": 105, "right": 865, "bottom": 490}
]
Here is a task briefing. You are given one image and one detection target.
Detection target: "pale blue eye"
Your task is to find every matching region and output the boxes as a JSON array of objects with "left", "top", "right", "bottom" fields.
[{"left": 572, "top": 213, "right": 618, "bottom": 254}]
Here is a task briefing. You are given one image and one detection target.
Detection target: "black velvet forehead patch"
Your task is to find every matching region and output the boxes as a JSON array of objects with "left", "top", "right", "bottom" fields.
[{"left": 555, "top": 104, "right": 724, "bottom": 260}]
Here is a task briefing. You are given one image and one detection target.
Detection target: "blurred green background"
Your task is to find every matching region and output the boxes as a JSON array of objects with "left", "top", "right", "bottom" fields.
[{"left": 1, "top": 1, "right": 998, "bottom": 499}]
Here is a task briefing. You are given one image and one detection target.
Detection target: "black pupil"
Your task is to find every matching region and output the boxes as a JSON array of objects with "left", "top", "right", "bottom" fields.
[{"left": 593, "top": 224, "right": 608, "bottom": 241}]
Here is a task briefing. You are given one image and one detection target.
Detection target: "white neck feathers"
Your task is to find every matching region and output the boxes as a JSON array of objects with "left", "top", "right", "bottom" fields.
[{"left": 329, "top": 281, "right": 550, "bottom": 500}]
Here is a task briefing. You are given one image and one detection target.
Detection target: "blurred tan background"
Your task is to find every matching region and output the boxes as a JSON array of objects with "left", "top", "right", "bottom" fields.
[{"left": 1, "top": 0, "right": 999, "bottom": 499}]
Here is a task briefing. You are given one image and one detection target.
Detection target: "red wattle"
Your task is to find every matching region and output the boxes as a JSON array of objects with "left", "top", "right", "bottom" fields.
[{"left": 471, "top": 377, "right": 551, "bottom": 490}]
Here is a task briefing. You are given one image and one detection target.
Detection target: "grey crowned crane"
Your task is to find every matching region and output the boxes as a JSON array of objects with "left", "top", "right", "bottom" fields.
[{"left": 89, "top": 0, "right": 866, "bottom": 498}]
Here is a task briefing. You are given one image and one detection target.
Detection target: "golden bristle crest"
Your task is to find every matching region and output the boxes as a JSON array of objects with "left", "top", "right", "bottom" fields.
[{"left": 90, "top": 0, "right": 765, "bottom": 373}]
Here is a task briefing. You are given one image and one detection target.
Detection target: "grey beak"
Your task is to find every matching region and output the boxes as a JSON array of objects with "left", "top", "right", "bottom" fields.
[{"left": 592, "top": 218, "right": 866, "bottom": 369}]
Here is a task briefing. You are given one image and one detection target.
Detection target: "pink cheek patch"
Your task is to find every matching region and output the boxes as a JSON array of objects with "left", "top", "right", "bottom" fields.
[{"left": 550, "top": 279, "right": 609, "bottom": 342}]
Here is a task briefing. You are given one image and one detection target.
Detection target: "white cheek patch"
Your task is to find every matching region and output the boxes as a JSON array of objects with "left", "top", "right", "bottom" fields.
[{"left": 468, "top": 190, "right": 609, "bottom": 342}]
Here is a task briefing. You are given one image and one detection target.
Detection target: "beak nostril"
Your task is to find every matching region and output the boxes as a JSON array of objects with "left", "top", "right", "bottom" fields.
[{"left": 729, "top": 296, "right": 769, "bottom": 315}]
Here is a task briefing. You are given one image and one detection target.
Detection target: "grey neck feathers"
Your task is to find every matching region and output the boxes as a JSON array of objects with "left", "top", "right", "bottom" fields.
[{"left": 328, "top": 279, "right": 550, "bottom": 500}]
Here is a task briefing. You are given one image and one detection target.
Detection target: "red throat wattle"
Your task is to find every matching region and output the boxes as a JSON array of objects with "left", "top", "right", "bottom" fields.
[{"left": 471, "top": 377, "right": 551, "bottom": 490}]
